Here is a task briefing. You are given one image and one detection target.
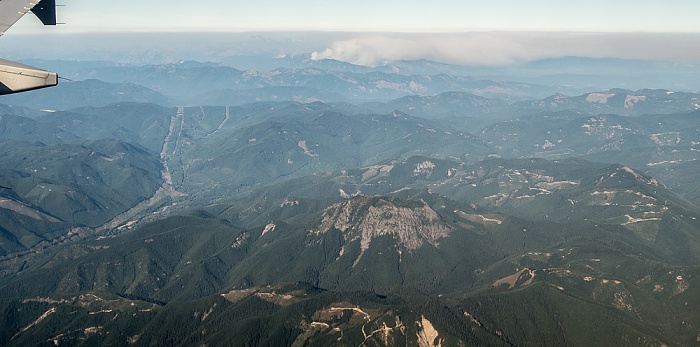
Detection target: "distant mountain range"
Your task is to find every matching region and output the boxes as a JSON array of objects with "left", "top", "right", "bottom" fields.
[
  {"left": 0, "top": 79, "right": 172, "bottom": 110},
  {"left": 8, "top": 59, "right": 571, "bottom": 107},
  {"left": 510, "top": 88, "right": 700, "bottom": 116}
]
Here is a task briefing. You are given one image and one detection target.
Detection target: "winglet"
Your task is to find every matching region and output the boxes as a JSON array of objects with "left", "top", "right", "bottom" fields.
[
  {"left": 0, "top": 59, "right": 59, "bottom": 95},
  {"left": 30, "top": 0, "right": 57, "bottom": 26}
]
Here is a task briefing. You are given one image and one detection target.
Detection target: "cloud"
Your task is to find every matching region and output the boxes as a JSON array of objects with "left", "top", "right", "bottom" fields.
[{"left": 311, "top": 32, "right": 700, "bottom": 66}]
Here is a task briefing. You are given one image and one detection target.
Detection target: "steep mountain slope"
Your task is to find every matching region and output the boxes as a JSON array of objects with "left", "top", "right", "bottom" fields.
[
  {"left": 0, "top": 140, "right": 162, "bottom": 226},
  {"left": 0, "top": 140, "right": 163, "bottom": 256},
  {"left": 0, "top": 188, "right": 70, "bottom": 258}
]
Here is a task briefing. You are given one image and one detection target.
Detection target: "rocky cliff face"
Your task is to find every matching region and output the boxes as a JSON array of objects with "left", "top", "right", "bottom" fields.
[{"left": 311, "top": 196, "right": 452, "bottom": 265}]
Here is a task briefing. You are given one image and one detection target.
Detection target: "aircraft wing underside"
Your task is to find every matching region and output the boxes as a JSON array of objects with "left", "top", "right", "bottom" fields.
[{"left": 0, "top": 0, "right": 59, "bottom": 95}]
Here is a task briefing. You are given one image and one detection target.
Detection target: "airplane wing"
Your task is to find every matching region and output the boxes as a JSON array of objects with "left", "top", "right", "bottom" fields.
[
  {"left": 0, "top": 0, "right": 57, "bottom": 36},
  {"left": 0, "top": 0, "right": 59, "bottom": 95}
]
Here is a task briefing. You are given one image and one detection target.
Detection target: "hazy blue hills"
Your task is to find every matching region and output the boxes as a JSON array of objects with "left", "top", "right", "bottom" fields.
[
  {"left": 218, "top": 55, "right": 700, "bottom": 93},
  {"left": 0, "top": 104, "right": 48, "bottom": 119},
  {"left": 14, "top": 60, "right": 557, "bottom": 104},
  {"left": 195, "top": 86, "right": 347, "bottom": 106},
  {"left": 34, "top": 103, "right": 174, "bottom": 152},
  {"left": 515, "top": 57, "right": 700, "bottom": 91},
  {"left": 480, "top": 108, "right": 700, "bottom": 205},
  {"left": 510, "top": 89, "right": 700, "bottom": 117},
  {"left": 0, "top": 80, "right": 172, "bottom": 111},
  {"left": 12, "top": 54, "right": 700, "bottom": 108},
  {"left": 377, "top": 57, "right": 700, "bottom": 94},
  {"left": 223, "top": 54, "right": 374, "bottom": 73},
  {"left": 175, "top": 107, "right": 491, "bottom": 199},
  {"left": 363, "top": 91, "right": 509, "bottom": 121},
  {"left": 0, "top": 114, "right": 79, "bottom": 145}
]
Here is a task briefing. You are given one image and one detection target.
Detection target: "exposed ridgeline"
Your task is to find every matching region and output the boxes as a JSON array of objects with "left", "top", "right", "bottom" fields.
[{"left": 312, "top": 196, "right": 452, "bottom": 266}]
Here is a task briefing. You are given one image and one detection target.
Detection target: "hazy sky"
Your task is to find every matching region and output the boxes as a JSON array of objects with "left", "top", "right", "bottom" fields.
[
  {"left": 9, "top": 0, "right": 700, "bottom": 33},
  {"left": 5, "top": 1, "right": 700, "bottom": 66}
]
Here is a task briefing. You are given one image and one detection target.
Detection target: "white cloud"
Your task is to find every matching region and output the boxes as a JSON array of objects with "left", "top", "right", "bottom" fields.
[{"left": 312, "top": 32, "right": 700, "bottom": 66}]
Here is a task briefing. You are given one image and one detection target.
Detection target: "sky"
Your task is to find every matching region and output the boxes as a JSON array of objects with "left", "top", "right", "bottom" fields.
[
  {"left": 10, "top": 0, "right": 700, "bottom": 33},
  {"left": 5, "top": 0, "right": 700, "bottom": 66}
]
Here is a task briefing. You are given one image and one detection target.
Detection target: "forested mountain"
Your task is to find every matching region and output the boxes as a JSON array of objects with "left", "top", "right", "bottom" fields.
[{"left": 1, "top": 56, "right": 700, "bottom": 345}]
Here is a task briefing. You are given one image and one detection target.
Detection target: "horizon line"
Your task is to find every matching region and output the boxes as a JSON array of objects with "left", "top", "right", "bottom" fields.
[{"left": 9, "top": 30, "right": 700, "bottom": 35}]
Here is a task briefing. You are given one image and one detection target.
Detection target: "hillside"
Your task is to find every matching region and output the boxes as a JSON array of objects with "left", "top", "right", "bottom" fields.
[
  {"left": 2, "top": 63, "right": 700, "bottom": 345},
  {"left": 0, "top": 139, "right": 163, "bottom": 255},
  {"left": 4, "top": 281, "right": 687, "bottom": 346},
  {"left": 480, "top": 109, "right": 700, "bottom": 205},
  {"left": 176, "top": 108, "right": 491, "bottom": 199},
  {"left": 1, "top": 156, "right": 699, "bottom": 345}
]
